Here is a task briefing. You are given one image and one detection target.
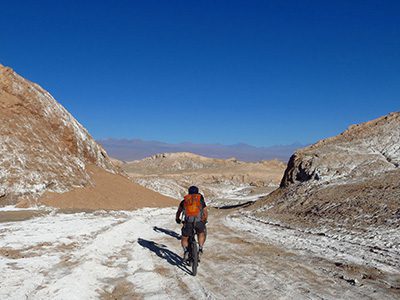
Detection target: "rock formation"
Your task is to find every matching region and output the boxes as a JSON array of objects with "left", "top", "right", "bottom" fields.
[
  {"left": 242, "top": 112, "right": 400, "bottom": 274},
  {"left": 0, "top": 64, "right": 177, "bottom": 209},
  {"left": 281, "top": 112, "right": 399, "bottom": 187},
  {"left": 122, "top": 152, "right": 286, "bottom": 204},
  {"left": 251, "top": 112, "right": 400, "bottom": 229},
  {"left": 0, "top": 64, "right": 117, "bottom": 204}
]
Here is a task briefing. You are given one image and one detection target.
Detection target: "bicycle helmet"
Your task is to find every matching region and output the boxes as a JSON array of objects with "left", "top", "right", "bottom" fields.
[{"left": 188, "top": 185, "right": 199, "bottom": 194}]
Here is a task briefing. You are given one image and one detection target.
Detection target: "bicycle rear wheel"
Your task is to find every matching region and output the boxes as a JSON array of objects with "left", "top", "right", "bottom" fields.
[{"left": 191, "top": 239, "right": 198, "bottom": 276}]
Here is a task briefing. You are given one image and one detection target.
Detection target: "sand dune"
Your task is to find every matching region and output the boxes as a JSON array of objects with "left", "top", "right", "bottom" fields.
[{"left": 39, "top": 165, "right": 178, "bottom": 210}]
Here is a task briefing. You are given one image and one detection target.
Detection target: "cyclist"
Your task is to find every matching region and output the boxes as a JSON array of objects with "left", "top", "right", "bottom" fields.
[{"left": 175, "top": 186, "right": 208, "bottom": 261}]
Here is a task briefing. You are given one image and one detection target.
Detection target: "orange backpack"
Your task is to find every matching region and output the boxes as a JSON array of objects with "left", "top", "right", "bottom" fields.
[{"left": 183, "top": 194, "right": 202, "bottom": 219}]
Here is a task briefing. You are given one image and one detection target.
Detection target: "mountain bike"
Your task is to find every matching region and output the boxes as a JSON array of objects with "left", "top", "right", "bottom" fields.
[{"left": 183, "top": 221, "right": 199, "bottom": 276}]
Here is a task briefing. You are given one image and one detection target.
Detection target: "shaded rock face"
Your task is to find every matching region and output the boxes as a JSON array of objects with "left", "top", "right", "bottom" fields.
[
  {"left": 0, "top": 64, "right": 116, "bottom": 204},
  {"left": 280, "top": 112, "right": 400, "bottom": 188}
]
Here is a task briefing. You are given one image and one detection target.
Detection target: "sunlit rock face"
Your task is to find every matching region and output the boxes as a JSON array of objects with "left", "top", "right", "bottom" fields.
[
  {"left": 249, "top": 112, "right": 400, "bottom": 231},
  {"left": 280, "top": 112, "right": 400, "bottom": 188},
  {"left": 121, "top": 152, "right": 286, "bottom": 204},
  {"left": 0, "top": 64, "right": 117, "bottom": 204}
]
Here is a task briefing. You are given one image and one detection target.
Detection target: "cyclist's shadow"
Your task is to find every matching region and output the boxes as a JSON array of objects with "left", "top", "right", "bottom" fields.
[
  {"left": 137, "top": 238, "right": 191, "bottom": 275},
  {"left": 153, "top": 226, "right": 181, "bottom": 240}
]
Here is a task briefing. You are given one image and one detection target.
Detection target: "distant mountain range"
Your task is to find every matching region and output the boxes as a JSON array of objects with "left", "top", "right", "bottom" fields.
[{"left": 97, "top": 139, "right": 305, "bottom": 162}]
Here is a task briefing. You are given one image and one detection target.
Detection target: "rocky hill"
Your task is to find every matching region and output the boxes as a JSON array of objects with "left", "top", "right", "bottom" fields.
[
  {"left": 251, "top": 112, "right": 400, "bottom": 224},
  {"left": 281, "top": 112, "right": 400, "bottom": 187},
  {"left": 0, "top": 64, "right": 176, "bottom": 209},
  {"left": 269, "top": 112, "right": 400, "bottom": 227},
  {"left": 122, "top": 152, "right": 286, "bottom": 206},
  {"left": 242, "top": 112, "right": 400, "bottom": 273}
]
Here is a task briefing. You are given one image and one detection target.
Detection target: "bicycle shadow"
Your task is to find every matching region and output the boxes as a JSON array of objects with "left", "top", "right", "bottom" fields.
[
  {"left": 137, "top": 238, "right": 191, "bottom": 275},
  {"left": 153, "top": 226, "right": 181, "bottom": 240}
]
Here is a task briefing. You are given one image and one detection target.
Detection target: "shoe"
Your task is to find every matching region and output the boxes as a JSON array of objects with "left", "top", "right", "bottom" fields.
[
  {"left": 198, "top": 248, "right": 203, "bottom": 262},
  {"left": 183, "top": 250, "right": 189, "bottom": 262}
]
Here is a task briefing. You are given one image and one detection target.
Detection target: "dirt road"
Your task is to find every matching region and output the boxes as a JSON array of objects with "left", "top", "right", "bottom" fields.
[
  {"left": 0, "top": 207, "right": 399, "bottom": 299},
  {"left": 136, "top": 209, "right": 399, "bottom": 299}
]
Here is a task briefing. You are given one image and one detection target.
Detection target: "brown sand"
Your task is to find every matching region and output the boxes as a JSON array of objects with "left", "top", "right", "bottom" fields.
[
  {"left": 0, "top": 210, "right": 46, "bottom": 223},
  {"left": 39, "top": 165, "right": 178, "bottom": 210}
]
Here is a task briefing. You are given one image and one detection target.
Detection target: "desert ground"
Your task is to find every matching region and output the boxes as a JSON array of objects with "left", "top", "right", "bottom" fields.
[{"left": 1, "top": 204, "right": 398, "bottom": 300}]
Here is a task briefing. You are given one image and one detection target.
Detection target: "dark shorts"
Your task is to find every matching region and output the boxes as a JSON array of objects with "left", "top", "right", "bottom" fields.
[{"left": 182, "top": 221, "right": 206, "bottom": 237}]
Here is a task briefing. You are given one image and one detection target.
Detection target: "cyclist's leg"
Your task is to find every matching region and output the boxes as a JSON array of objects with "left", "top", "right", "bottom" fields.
[
  {"left": 181, "top": 236, "right": 189, "bottom": 248},
  {"left": 181, "top": 222, "right": 193, "bottom": 259},
  {"left": 198, "top": 232, "right": 206, "bottom": 247},
  {"left": 195, "top": 222, "right": 206, "bottom": 248}
]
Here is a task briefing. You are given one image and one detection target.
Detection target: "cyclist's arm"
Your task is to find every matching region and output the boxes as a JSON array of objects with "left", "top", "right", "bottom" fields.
[
  {"left": 200, "top": 195, "right": 208, "bottom": 222},
  {"left": 202, "top": 207, "right": 208, "bottom": 223},
  {"left": 176, "top": 200, "right": 184, "bottom": 222}
]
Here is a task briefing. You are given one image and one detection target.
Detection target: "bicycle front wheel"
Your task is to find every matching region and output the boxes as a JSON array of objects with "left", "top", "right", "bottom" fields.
[{"left": 191, "top": 241, "right": 198, "bottom": 276}]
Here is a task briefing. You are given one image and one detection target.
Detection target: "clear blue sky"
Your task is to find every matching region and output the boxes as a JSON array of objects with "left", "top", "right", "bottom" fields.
[{"left": 1, "top": 0, "right": 399, "bottom": 146}]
